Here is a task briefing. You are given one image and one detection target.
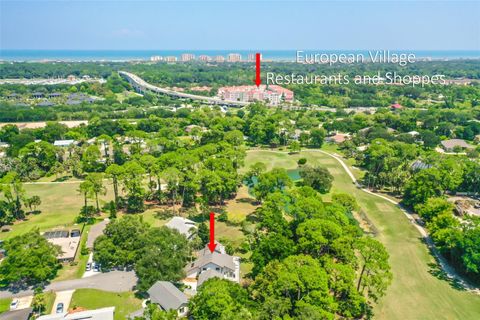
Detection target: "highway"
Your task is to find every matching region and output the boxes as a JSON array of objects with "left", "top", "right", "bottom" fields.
[{"left": 119, "top": 71, "right": 250, "bottom": 107}]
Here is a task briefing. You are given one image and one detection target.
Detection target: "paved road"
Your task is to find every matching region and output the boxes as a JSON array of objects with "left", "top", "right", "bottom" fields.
[{"left": 0, "top": 271, "right": 137, "bottom": 299}]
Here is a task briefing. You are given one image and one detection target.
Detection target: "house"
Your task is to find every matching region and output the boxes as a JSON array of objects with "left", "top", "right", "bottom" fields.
[
  {"left": 48, "top": 92, "right": 62, "bottom": 98},
  {"left": 0, "top": 307, "right": 33, "bottom": 320},
  {"left": 411, "top": 160, "right": 433, "bottom": 171},
  {"left": 53, "top": 140, "right": 76, "bottom": 147},
  {"left": 147, "top": 281, "right": 189, "bottom": 318},
  {"left": 184, "top": 242, "right": 240, "bottom": 285},
  {"left": 440, "top": 139, "right": 473, "bottom": 152},
  {"left": 32, "top": 92, "right": 44, "bottom": 98},
  {"left": 43, "top": 229, "right": 81, "bottom": 262},
  {"left": 165, "top": 217, "right": 197, "bottom": 240},
  {"left": 37, "top": 307, "right": 115, "bottom": 320},
  {"left": 390, "top": 103, "right": 403, "bottom": 110},
  {"left": 325, "top": 133, "right": 350, "bottom": 144},
  {"left": 37, "top": 100, "right": 55, "bottom": 107}
]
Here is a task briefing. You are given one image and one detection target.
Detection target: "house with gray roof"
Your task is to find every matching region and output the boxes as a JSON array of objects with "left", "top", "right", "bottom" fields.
[
  {"left": 165, "top": 216, "right": 197, "bottom": 240},
  {"left": 147, "top": 281, "right": 189, "bottom": 317},
  {"left": 197, "top": 269, "right": 224, "bottom": 287},
  {"left": 0, "top": 307, "right": 33, "bottom": 320},
  {"left": 184, "top": 242, "right": 240, "bottom": 286},
  {"left": 440, "top": 139, "right": 473, "bottom": 152}
]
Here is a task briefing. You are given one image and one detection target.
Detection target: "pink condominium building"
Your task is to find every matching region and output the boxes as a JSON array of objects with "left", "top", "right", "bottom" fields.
[{"left": 217, "top": 85, "right": 294, "bottom": 105}]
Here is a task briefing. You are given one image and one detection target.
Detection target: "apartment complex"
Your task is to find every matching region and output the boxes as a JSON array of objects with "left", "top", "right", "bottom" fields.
[{"left": 181, "top": 53, "right": 195, "bottom": 62}]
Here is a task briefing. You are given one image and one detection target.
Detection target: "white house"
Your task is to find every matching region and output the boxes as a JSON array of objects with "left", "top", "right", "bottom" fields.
[{"left": 165, "top": 216, "right": 197, "bottom": 240}]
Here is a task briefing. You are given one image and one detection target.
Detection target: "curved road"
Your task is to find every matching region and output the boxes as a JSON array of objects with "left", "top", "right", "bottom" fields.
[
  {"left": 247, "top": 148, "right": 479, "bottom": 294},
  {"left": 119, "top": 71, "right": 249, "bottom": 107},
  {"left": 0, "top": 271, "right": 137, "bottom": 299}
]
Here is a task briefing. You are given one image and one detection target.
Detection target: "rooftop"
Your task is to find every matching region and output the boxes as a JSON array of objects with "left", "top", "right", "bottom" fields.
[
  {"left": 148, "top": 281, "right": 188, "bottom": 311},
  {"left": 165, "top": 216, "right": 197, "bottom": 239}
]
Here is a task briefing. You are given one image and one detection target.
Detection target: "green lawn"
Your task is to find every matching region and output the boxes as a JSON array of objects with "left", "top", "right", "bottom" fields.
[
  {"left": 244, "top": 149, "right": 480, "bottom": 320},
  {"left": 0, "top": 182, "right": 114, "bottom": 240},
  {"left": 44, "top": 291, "right": 56, "bottom": 315},
  {"left": 0, "top": 298, "right": 11, "bottom": 314},
  {"left": 70, "top": 289, "right": 142, "bottom": 320}
]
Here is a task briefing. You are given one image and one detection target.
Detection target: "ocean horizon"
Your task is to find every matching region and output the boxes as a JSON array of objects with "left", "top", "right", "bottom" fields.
[{"left": 1, "top": 49, "right": 480, "bottom": 62}]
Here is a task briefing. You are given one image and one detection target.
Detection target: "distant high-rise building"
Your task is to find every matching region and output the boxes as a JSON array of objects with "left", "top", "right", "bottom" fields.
[
  {"left": 181, "top": 53, "right": 195, "bottom": 62},
  {"left": 215, "top": 55, "right": 225, "bottom": 63},
  {"left": 164, "top": 56, "right": 178, "bottom": 62},
  {"left": 247, "top": 53, "right": 261, "bottom": 62},
  {"left": 227, "top": 53, "right": 242, "bottom": 62},
  {"left": 198, "top": 55, "right": 212, "bottom": 62},
  {"left": 150, "top": 56, "right": 163, "bottom": 62}
]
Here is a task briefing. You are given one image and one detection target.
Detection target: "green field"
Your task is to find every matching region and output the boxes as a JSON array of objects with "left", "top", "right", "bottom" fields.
[
  {"left": 0, "top": 298, "right": 11, "bottom": 314},
  {"left": 70, "top": 289, "right": 142, "bottom": 320},
  {"left": 244, "top": 149, "right": 480, "bottom": 320},
  {"left": 0, "top": 181, "right": 114, "bottom": 240}
]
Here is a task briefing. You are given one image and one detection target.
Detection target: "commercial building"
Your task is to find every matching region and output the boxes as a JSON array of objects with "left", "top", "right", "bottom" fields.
[{"left": 217, "top": 85, "right": 294, "bottom": 105}]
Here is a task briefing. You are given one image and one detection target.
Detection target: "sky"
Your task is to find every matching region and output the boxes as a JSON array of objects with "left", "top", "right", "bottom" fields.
[{"left": 1, "top": 0, "right": 479, "bottom": 50}]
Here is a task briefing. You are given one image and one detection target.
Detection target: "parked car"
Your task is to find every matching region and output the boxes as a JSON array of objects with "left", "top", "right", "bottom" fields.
[
  {"left": 93, "top": 262, "right": 100, "bottom": 272},
  {"left": 10, "top": 299, "right": 19, "bottom": 310},
  {"left": 56, "top": 302, "right": 64, "bottom": 314},
  {"left": 86, "top": 262, "right": 92, "bottom": 271}
]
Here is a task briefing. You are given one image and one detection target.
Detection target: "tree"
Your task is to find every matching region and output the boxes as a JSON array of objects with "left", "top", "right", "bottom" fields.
[
  {"left": 122, "top": 161, "right": 146, "bottom": 213},
  {"left": 189, "top": 278, "right": 253, "bottom": 320},
  {"left": 135, "top": 227, "right": 190, "bottom": 292},
  {"left": 197, "top": 222, "right": 209, "bottom": 246},
  {"left": 105, "top": 164, "right": 124, "bottom": 207},
  {"left": 85, "top": 173, "right": 106, "bottom": 212},
  {"left": 24, "top": 195, "right": 41, "bottom": 213},
  {"left": 299, "top": 165, "right": 334, "bottom": 194},
  {"left": 134, "top": 304, "right": 177, "bottom": 320},
  {"left": 32, "top": 289, "right": 47, "bottom": 314},
  {"left": 415, "top": 197, "right": 454, "bottom": 222},
  {"left": 310, "top": 128, "right": 326, "bottom": 147},
  {"left": 355, "top": 237, "right": 392, "bottom": 303},
  {"left": 94, "top": 216, "right": 150, "bottom": 269},
  {"left": 403, "top": 168, "right": 444, "bottom": 207},
  {"left": 0, "top": 230, "right": 60, "bottom": 287},
  {"left": 251, "top": 255, "right": 335, "bottom": 320},
  {"left": 0, "top": 172, "right": 25, "bottom": 220},
  {"left": 253, "top": 168, "right": 292, "bottom": 201},
  {"left": 82, "top": 144, "right": 103, "bottom": 172},
  {"left": 288, "top": 140, "right": 301, "bottom": 153}
]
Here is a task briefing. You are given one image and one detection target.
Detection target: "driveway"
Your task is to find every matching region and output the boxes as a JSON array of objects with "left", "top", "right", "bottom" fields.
[
  {"left": 0, "top": 271, "right": 137, "bottom": 299},
  {"left": 16, "top": 295, "right": 33, "bottom": 310},
  {"left": 51, "top": 290, "right": 74, "bottom": 314}
]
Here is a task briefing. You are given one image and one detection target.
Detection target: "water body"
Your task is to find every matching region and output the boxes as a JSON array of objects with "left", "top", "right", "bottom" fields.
[
  {"left": 246, "top": 169, "right": 301, "bottom": 197},
  {"left": 1, "top": 50, "right": 479, "bottom": 62}
]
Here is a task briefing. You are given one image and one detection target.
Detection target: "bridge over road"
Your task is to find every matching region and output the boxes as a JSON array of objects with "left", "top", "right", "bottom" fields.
[{"left": 119, "top": 71, "right": 250, "bottom": 107}]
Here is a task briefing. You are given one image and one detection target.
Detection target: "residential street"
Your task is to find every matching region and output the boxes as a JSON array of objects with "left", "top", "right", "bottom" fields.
[{"left": 0, "top": 271, "right": 137, "bottom": 299}]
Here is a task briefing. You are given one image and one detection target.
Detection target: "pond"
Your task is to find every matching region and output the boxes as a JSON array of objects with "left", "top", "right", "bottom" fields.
[{"left": 245, "top": 168, "right": 302, "bottom": 197}]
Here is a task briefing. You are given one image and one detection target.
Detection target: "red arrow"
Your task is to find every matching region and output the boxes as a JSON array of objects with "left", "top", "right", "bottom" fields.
[
  {"left": 255, "top": 53, "right": 261, "bottom": 87},
  {"left": 208, "top": 212, "right": 217, "bottom": 253}
]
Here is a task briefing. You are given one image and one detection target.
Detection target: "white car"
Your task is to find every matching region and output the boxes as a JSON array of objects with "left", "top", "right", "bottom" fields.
[{"left": 10, "top": 299, "right": 19, "bottom": 310}]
